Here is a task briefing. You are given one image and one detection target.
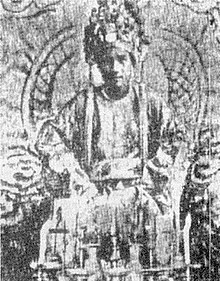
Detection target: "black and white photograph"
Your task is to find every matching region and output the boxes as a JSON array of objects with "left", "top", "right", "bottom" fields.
[{"left": 1, "top": 0, "right": 220, "bottom": 280}]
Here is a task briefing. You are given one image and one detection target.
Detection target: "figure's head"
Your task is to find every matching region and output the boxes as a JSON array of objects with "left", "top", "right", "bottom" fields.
[{"left": 84, "top": 0, "right": 148, "bottom": 99}]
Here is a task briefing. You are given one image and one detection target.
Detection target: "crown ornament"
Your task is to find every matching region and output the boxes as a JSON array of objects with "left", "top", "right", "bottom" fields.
[{"left": 84, "top": 0, "right": 150, "bottom": 65}]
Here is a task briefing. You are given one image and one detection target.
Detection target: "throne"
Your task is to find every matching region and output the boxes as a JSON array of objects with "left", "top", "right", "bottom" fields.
[{"left": 32, "top": 156, "right": 192, "bottom": 281}]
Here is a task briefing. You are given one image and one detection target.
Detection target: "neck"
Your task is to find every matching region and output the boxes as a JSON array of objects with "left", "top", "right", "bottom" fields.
[{"left": 93, "top": 85, "right": 130, "bottom": 101}]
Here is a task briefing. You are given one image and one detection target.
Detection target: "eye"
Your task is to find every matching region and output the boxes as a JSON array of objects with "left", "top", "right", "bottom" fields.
[
  {"left": 104, "top": 63, "right": 112, "bottom": 72},
  {"left": 117, "top": 54, "right": 126, "bottom": 63},
  {"left": 101, "top": 56, "right": 114, "bottom": 69}
]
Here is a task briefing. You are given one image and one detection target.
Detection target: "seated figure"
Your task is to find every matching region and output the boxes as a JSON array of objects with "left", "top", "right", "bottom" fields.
[{"left": 33, "top": 0, "right": 190, "bottom": 278}]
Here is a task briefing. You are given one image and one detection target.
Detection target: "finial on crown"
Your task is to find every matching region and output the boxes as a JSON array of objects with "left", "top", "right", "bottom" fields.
[{"left": 84, "top": 0, "right": 150, "bottom": 65}]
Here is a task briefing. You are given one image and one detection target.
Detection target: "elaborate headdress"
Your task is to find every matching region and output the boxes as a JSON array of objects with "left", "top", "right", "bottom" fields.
[{"left": 84, "top": 0, "right": 149, "bottom": 65}]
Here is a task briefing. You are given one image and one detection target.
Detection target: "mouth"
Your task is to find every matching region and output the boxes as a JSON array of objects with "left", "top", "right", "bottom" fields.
[{"left": 105, "top": 76, "right": 123, "bottom": 87}]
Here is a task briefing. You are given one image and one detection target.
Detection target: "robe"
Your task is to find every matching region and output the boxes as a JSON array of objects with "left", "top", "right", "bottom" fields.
[{"left": 36, "top": 86, "right": 163, "bottom": 182}]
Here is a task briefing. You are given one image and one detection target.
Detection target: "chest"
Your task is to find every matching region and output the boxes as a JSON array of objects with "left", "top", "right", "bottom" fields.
[{"left": 96, "top": 94, "right": 139, "bottom": 159}]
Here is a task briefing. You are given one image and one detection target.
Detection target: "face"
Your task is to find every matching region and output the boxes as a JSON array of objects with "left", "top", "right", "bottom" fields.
[{"left": 91, "top": 42, "right": 135, "bottom": 100}]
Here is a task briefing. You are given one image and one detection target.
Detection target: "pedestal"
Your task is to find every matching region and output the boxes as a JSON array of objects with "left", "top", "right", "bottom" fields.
[
  {"left": 128, "top": 243, "right": 142, "bottom": 281},
  {"left": 84, "top": 243, "right": 100, "bottom": 272}
]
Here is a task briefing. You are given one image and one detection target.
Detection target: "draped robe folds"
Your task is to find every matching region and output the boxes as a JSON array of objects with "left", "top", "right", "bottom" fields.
[
  {"left": 38, "top": 86, "right": 163, "bottom": 178},
  {"left": 54, "top": 87, "right": 141, "bottom": 172},
  {"left": 36, "top": 85, "right": 184, "bottom": 268}
]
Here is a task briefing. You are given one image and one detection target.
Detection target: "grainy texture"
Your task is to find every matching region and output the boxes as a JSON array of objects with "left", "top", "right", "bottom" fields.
[{"left": 1, "top": 1, "right": 220, "bottom": 281}]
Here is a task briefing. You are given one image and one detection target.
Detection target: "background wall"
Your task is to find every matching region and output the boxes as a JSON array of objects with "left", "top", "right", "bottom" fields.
[{"left": 1, "top": 1, "right": 220, "bottom": 280}]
